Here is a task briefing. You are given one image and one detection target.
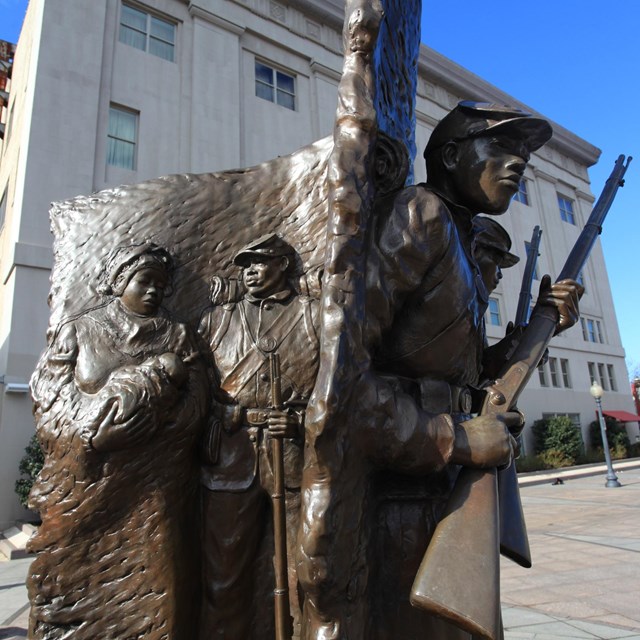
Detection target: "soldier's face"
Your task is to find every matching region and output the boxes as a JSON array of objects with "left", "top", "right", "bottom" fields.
[
  {"left": 475, "top": 248, "right": 503, "bottom": 293},
  {"left": 452, "top": 135, "right": 530, "bottom": 214},
  {"left": 243, "top": 257, "right": 288, "bottom": 298}
]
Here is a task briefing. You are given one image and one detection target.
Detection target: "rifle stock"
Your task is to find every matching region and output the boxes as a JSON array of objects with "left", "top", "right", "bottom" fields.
[{"left": 410, "top": 155, "right": 631, "bottom": 640}]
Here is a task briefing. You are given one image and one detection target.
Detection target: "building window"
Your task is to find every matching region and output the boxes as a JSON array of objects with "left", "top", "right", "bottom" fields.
[
  {"left": 119, "top": 3, "right": 176, "bottom": 62},
  {"left": 107, "top": 105, "right": 138, "bottom": 170},
  {"left": 597, "top": 363, "right": 608, "bottom": 391},
  {"left": 607, "top": 364, "right": 617, "bottom": 392},
  {"left": 560, "top": 358, "right": 571, "bottom": 388},
  {"left": 588, "top": 362, "right": 596, "bottom": 385},
  {"left": 581, "top": 317, "right": 604, "bottom": 343},
  {"left": 255, "top": 61, "right": 296, "bottom": 111},
  {"left": 548, "top": 357, "right": 560, "bottom": 388},
  {"left": 513, "top": 179, "right": 529, "bottom": 205},
  {"left": 558, "top": 195, "right": 576, "bottom": 225},
  {"left": 538, "top": 363, "right": 548, "bottom": 387},
  {"left": 524, "top": 241, "right": 539, "bottom": 279},
  {"left": 487, "top": 297, "right": 501, "bottom": 326}
]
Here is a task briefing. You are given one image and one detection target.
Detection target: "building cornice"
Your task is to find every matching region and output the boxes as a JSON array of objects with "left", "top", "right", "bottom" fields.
[
  {"left": 418, "top": 45, "right": 601, "bottom": 168},
  {"left": 188, "top": 3, "right": 246, "bottom": 35},
  {"left": 310, "top": 59, "right": 341, "bottom": 82},
  {"left": 290, "top": 0, "right": 344, "bottom": 29}
]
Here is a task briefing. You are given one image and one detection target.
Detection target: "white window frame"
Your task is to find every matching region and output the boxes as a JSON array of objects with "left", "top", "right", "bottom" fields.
[
  {"left": 538, "top": 362, "right": 548, "bottom": 387},
  {"left": 581, "top": 317, "right": 604, "bottom": 344},
  {"left": 254, "top": 59, "right": 296, "bottom": 111},
  {"left": 119, "top": 2, "right": 176, "bottom": 62},
  {"left": 560, "top": 358, "right": 571, "bottom": 388},
  {"left": 107, "top": 105, "right": 138, "bottom": 170},
  {"left": 607, "top": 364, "right": 617, "bottom": 392},
  {"left": 558, "top": 194, "right": 576, "bottom": 225},
  {"left": 548, "top": 357, "right": 560, "bottom": 388},
  {"left": 487, "top": 297, "right": 501, "bottom": 326},
  {"left": 597, "top": 363, "right": 608, "bottom": 391}
]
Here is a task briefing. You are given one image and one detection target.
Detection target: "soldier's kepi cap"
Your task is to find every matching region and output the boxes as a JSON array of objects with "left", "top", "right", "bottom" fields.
[
  {"left": 233, "top": 233, "right": 295, "bottom": 267},
  {"left": 424, "top": 101, "right": 552, "bottom": 159},
  {"left": 472, "top": 216, "right": 520, "bottom": 268}
]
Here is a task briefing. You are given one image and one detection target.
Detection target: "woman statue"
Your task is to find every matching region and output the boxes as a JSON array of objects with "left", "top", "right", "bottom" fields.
[{"left": 27, "top": 243, "right": 209, "bottom": 639}]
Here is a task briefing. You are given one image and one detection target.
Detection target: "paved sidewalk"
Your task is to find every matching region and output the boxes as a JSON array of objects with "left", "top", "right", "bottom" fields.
[
  {"left": 2, "top": 463, "right": 639, "bottom": 639},
  {"left": 0, "top": 556, "right": 29, "bottom": 639},
  {"left": 502, "top": 465, "right": 640, "bottom": 639}
]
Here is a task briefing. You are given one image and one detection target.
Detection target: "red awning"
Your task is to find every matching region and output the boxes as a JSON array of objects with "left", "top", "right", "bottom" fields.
[{"left": 603, "top": 410, "right": 640, "bottom": 422}]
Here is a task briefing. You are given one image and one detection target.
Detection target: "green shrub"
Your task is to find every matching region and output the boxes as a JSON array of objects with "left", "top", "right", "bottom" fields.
[
  {"left": 531, "top": 419, "right": 549, "bottom": 455},
  {"left": 589, "top": 418, "right": 630, "bottom": 455},
  {"left": 515, "top": 454, "right": 546, "bottom": 473},
  {"left": 539, "top": 449, "right": 575, "bottom": 468},
  {"left": 628, "top": 442, "right": 640, "bottom": 458},
  {"left": 532, "top": 416, "right": 583, "bottom": 466},
  {"left": 546, "top": 416, "right": 583, "bottom": 460},
  {"left": 576, "top": 448, "right": 605, "bottom": 465},
  {"left": 611, "top": 442, "right": 629, "bottom": 460},
  {"left": 15, "top": 434, "right": 44, "bottom": 509}
]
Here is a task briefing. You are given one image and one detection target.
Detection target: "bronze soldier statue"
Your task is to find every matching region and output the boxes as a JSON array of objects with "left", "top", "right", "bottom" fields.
[
  {"left": 298, "top": 102, "right": 583, "bottom": 639},
  {"left": 198, "top": 234, "right": 320, "bottom": 639}
]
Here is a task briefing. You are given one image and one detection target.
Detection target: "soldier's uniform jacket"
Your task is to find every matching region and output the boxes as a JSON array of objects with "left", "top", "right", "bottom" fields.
[
  {"left": 367, "top": 184, "right": 490, "bottom": 413},
  {"left": 198, "top": 288, "right": 319, "bottom": 492}
]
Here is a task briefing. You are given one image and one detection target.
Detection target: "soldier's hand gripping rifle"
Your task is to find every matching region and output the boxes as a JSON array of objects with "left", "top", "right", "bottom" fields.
[
  {"left": 269, "top": 353, "right": 293, "bottom": 640},
  {"left": 411, "top": 154, "right": 632, "bottom": 640}
]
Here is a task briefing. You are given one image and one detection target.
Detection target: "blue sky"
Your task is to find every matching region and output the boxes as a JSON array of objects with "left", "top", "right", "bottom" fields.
[
  {"left": 2, "top": 1, "right": 638, "bottom": 378},
  {"left": 421, "top": 2, "right": 639, "bottom": 379}
]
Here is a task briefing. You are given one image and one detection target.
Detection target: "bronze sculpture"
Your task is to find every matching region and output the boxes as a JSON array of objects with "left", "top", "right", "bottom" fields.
[
  {"left": 198, "top": 234, "right": 320, "bottom": 639},
  {"left": 296, "top": 9, "right": 584, "bottom": 637},
  {"left": 24, "top": 1, "right": 600, "bottom": 639},
  {"left": 28, "top": 244, "right": 208, "bottom": 639}
]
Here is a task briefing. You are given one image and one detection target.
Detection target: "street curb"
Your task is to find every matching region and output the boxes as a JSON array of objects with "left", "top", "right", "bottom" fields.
[{"left": 517, "top": 457, "right": 640, "bottom": 486}]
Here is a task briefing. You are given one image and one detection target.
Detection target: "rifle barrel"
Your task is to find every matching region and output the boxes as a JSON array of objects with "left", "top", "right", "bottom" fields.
[
  {"left": 558, "top": 155, "right": 631, "bottom": 281},
  {"left": 515, "top": 225, "right": 542, "bottom": 326}
]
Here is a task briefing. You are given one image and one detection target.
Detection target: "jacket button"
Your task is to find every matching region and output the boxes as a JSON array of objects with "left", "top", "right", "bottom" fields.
[
  {"left": 260, "top": 373, "right": 269, "bottom": 382},
  {"left": 249, "top": 434, "right": 257, "bottom": 442}
]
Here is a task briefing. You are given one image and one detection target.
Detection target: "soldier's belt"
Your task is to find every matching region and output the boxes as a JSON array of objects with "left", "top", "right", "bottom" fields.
[
  {"left": 242, "top": 407, "right": 306, "bottom": 428},
  {"left": 418, "top": 379, "right": 473, "bottom": 415},
  {"left": 245, "top": 409, "right": 269, "bottom": 426},
  {"left": 382, "top": 375, "right": 473, "bottom": 415}
]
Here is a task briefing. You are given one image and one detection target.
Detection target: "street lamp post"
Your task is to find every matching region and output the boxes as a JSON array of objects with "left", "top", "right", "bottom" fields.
[{"left": 589, "top": 381, "right": 621, "bottom": 488}]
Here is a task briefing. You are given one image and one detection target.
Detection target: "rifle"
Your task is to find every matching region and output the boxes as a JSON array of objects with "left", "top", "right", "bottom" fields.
[
  {"left": 269, "top": 353, "right": 293, "bottom": 640},
  {"left": 516, "top": 225, "right": 542, "bottom": 326},
  {"left": 411, "top": 154, "right": 632, "bottom": 640},
  {"left": 497, "top": 224, "right": 542, "bottom": 568}
]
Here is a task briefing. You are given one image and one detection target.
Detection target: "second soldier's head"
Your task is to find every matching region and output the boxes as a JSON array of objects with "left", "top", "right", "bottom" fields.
[{"left": 234, "top": 234, "right": 296, "bottom": 299}]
